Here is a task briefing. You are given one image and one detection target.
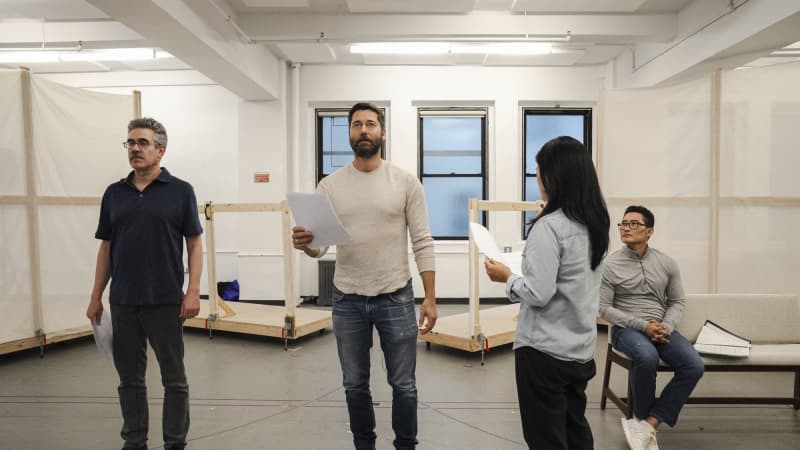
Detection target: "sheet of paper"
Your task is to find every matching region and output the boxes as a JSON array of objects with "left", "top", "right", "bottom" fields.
[
  {"left": 469, "top": 222, "right": 522, "bottom": 276},
  {"left": 500, "top": 251, "right": 523, "bottom": 277},
  {"left": 92, "top": 309, "right": 113, "bottom": 361},
  {"left": 287, "top": 192, "right": 352, "bottom": 248},
  {"left": 469, "top": 222, "right": 503, "bottom": 260}
]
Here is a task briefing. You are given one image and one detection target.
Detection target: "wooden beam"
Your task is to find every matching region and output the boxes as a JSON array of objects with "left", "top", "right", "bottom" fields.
[
  {"left": 20, "top": 67, "right": 44, "bottom": 342},
  {"left": 133, "top": 90, "right": 141, "bottom": 118},
  {"left": 709, "top": 69, "right": 721, "bottom": 294}
]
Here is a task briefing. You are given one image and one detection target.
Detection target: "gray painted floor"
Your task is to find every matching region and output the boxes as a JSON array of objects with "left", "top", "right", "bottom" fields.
[{"left": 1, "top": 304, "right": 798, "bottom": 450}]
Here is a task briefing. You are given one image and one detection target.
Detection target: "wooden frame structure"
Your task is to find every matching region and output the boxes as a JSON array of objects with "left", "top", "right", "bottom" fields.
[
  {"left": 418, "top": 198, "right": 544, "bottom": 364},
  {"left": 0, "top": 70, "right": 140, "bottom": 357},
  {"left": 183, "top": 201, "right": 331, "bottom": 348}
]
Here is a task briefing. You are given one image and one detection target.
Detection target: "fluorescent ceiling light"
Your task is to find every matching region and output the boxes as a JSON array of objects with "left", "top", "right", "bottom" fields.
[
  {"left": 350, "top": 42, "right": 450, "bottom": 55},
  {"left": 451, "top": 42, "right": 552, "bottom": 55},
  {"left": 350, "top": 42, "right": 554, "bottom": 56},
  {"left": 0, "top": 48, "right": 173, "bottom": 64},
  {"left": 0, "top": 51, "right": 61, "bottom": 63}
]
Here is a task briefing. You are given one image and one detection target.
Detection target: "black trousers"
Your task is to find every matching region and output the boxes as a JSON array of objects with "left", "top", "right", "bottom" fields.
[
  {"left": 515, "top": 346, "right": 596, "bottom": 450},
  {"left": 111, "top": 304, "right": 189, "bottom": 450}
]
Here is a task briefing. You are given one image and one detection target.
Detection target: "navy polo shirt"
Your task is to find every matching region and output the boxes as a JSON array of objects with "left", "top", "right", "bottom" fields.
[{"left": 95, "top": 168, "right": 203, "bottom": 305}]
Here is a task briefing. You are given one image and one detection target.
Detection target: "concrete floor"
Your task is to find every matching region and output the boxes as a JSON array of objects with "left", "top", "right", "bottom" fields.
[{"left": 1, "top": 304, "right": 798, "bottom": 450}]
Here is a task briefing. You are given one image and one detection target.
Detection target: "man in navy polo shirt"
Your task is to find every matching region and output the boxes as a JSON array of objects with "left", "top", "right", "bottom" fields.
[{"left": 86, "top": 117, "right": 203, "bottom": 450}]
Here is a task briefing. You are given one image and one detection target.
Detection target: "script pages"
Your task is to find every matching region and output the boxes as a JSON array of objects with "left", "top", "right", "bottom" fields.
[
  {"left": 693, "top": 320, "right": 751, "bottom": 357},
  {"left": 469, "top": 222, "right": 522, "bottom": 276}
]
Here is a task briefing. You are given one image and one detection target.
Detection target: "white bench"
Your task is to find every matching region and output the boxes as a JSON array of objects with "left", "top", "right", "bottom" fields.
[{"left": 600, "top": 294, "right": 800, "bottom": 417}]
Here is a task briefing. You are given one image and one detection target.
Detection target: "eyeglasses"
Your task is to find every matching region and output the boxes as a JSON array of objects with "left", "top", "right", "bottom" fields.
[
  {"left": 617, "top": 221, "right": 647, "bottom": 230},
  {"left": 123, "top": 139, "right": 157, "bottom": 149}
]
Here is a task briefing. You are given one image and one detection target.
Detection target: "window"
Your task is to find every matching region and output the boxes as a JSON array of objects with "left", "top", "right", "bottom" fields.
[
  {"left": 419, "top": 109, "right": 487, "bottom": 239},
  {"left": 316, "top": 108, "right": 385, "bottom": 184},
  {"left": 523, "top": 109, "right": 592, "bottom": 230}
]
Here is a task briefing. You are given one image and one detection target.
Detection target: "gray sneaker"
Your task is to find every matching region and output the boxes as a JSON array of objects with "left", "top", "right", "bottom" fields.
[{"left": 621, "top": 417, "right": 658, "bottom": 450}]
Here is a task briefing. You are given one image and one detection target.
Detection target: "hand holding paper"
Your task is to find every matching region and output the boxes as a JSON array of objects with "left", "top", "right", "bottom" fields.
[
  {"left": 287, "top": 193, "right": 351, "bottom": 248},
  {"left": 470, "top": 222, "right": 522, "bottom": 276}
]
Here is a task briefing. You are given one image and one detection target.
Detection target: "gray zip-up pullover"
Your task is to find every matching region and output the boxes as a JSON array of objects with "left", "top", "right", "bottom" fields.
[{"left": 599, "top": 246, "right": 686, "bottom": 334}]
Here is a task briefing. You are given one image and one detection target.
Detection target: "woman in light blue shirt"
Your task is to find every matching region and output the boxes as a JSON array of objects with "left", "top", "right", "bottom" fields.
[{"left": 485, "top": 136, "right": 610, "bottom": 450}]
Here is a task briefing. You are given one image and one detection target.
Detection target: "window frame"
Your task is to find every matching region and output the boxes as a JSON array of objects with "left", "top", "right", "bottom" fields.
[
  {"left": 418, "top": 107, "right": 488, "bottom": 240},
  {"left": 315, "top": 108, "right": 386, "bottom": 184},
  {"left": 522, "top": 108, "right": 592, "bottom": 235}
]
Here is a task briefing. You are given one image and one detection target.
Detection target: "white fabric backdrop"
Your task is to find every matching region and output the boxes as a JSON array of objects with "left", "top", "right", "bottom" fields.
[
  {"left": 601, "top": 77, "right": 712, "bottom": 293},
  {"left": 0, "top": 70, "right": 33, "bottom": 344},
  {"left": 602, "top": 64, "right": 800, "bottom": 297},
  {"left": 0, "top": 70, "right": 132, "bottom": 347},
  {"left": 31, "top": 77, "right": 132, "bottom": 335},
  {"left": 0, "top": 70, "right": 25, "bottom": 195},
  {"left": 719, "top": 62, "right": 800, "bottom": 296}
]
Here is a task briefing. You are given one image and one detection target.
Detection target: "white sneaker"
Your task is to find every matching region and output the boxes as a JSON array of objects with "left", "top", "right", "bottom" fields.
[{"left": 621, "top": 417, "right": 658, "bottom": 450}]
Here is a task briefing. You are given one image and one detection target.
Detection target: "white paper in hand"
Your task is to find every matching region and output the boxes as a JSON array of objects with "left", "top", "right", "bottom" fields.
[
  {"left": 92, "top": 310, "right": 113, "bottom": 361},
  {"left": 287, "top": 192, "right": 352, "bottom": 247},
  {"left": 469, "top": 222, "right": 522, "bottom": 276}
]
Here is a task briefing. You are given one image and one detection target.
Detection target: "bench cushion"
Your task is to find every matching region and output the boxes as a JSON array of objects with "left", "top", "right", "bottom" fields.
[{"left": 612, "top": 344, "right": 800, "bottom": 367}]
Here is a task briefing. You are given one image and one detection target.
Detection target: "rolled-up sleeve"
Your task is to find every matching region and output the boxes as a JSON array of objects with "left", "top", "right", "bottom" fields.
[{"left": 505, "top": 220, "right": 558, "bottom": 308}]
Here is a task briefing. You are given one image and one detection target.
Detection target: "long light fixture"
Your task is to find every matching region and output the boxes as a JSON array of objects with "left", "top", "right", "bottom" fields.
[
  {"left": 451, "top": 42, "right": 552, "bottom": 55},
  {"left": 349, "top": 42, "right": 451, "bottom": 55},
  {"left": 350, "top": 42, "right": 553, "bottom": 56},
  {"left": 0, "top": 48, "right": 174, "bottom": 64}
]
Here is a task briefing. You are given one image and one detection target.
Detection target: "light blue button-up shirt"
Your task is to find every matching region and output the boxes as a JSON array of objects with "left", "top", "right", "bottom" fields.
[{"left": 506, "top": 209, "right": 603, "bottom": 363}]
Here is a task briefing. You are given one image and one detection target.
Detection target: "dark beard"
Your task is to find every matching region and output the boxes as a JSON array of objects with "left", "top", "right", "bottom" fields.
[{"left": 350, "top": 138, "right": 381, "bottom": 158}]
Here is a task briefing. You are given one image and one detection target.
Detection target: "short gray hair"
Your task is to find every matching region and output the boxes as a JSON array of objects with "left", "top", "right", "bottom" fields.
[{"left": 128, "top": 117, "right": 168, "bottom": 147}]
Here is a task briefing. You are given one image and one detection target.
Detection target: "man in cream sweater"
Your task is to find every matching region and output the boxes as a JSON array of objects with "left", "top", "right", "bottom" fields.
[{"left": 292, "top": 102, "right": 437, "bottom": 450}]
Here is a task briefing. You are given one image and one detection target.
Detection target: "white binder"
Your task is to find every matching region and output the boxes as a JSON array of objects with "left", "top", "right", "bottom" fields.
[{"left": 693, "top": 320, "right": 751, "bottom": 358}]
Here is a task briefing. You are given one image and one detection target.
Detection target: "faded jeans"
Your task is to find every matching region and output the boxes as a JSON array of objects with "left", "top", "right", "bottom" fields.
[
  {"left": 332, "top": 280, "right": 419, "bottom": 450},
  {"left": 611, "top": 326, "right": 704, "bottom": 427}
]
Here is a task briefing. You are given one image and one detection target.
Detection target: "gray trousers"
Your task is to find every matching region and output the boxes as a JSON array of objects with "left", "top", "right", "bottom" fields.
[{"left": 111, "top": 304, "right": 189, "bottom": 450}]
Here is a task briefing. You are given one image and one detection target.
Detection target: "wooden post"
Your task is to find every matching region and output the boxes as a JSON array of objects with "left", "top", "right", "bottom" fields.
[
  {"left": 20, "top": 67, "right": 45, "bottom": 345},
  {"left": 709, "top": 69, "right": 721, "bottom": 293},
  {"left": 133, "top": 90, "right": 142, "bottom": 118},
  {"left": 282, "top": 200, "right": 296, "bottom": 338},
  {"left": 596, "top": 88, "right": 605, "bottom": 185},
  {"left": 468, "top": 198, "right": 480, "bottom": 339},
  {"left": 203, "top": 202, "right": 219, "bottom": 321}
]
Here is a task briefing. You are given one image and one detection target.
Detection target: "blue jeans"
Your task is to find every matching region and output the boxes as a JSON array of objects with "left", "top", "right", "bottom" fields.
[
  {"left": 611, "top": 326, "right": 704, "bottom": 427},
  {"left": 332, "top": 280, "right": 419, "bottom": 450}
]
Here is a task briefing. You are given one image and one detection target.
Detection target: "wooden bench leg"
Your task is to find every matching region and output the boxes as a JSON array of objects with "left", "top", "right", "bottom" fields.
[
  {"left": 601, "top": 343, "right": 613, "bottom": 410},
  {"left": 626, "top": 371, "right": 634, "bottom": 419}
]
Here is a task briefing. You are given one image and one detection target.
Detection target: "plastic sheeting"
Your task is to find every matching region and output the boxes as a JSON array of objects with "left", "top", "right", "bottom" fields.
[
  {"left": 718, "top": 62, "right": 800, "bottom": 296},
  {"left": 601, "top": 77, "right": 712, "bottom": 293},
  {"left": 0, "top": 69, "right": 133, "bottom": 347},
  {"left": 0, "top": 70, "right": 25, "bottom": 195},
  {"left": 601, "top": 63, "right": 800, "bottom": 297}
]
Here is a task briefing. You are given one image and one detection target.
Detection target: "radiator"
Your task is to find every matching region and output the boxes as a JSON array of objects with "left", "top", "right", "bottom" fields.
[{"left": 317, "top": 260, "right": 336, "bottom": 306}]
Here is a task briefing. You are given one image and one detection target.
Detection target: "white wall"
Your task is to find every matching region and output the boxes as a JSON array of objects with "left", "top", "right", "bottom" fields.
[
  {"left": 296, "top": 64, "right": 605, "bottom": 298},
  {"left": 41, "top": 63, "right": 605, "bottom": 301}
]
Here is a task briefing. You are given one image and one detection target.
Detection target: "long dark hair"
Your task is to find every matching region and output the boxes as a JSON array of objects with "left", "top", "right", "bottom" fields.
[{"left": 528, "top": 136, "right": 610, "bottom": 270}]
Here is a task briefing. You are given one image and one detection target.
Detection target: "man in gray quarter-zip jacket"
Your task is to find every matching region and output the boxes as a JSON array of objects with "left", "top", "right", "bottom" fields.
[{"left": 600, "top": 205, "right": 704, "bottom": 450}]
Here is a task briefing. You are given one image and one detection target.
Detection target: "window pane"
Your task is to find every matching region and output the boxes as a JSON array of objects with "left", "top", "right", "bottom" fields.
[
  {"left": 525, "top": 115, "right": 584, "bottom": 174},
  {"left": 422, "top": 117, "right": 482, "bottom": 174},
  {"left": 321, "top": 116, "right": 353, "bottom": 176},
  {"left": 423, "top": 177, "right": 484, "bottom": 238},
  {"left": 524, "top": 176, "right": 542, "bottom": 223}
]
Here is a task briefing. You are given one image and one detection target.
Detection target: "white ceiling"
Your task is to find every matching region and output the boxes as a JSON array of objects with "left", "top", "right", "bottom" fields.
[{"left": 0, "top": 0, "right": 798, "bottom": 98}]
